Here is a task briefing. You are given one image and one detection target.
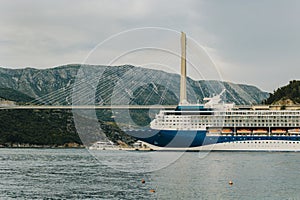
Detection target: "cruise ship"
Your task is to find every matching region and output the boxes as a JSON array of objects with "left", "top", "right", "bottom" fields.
[{"left": 128, "top": 32, "right": 300, "bottom": 151}]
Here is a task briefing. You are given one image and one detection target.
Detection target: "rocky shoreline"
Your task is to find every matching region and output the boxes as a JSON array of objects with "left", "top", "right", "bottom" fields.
[{"left": 0, "top": 142, "right": 85, "bottom": 148}]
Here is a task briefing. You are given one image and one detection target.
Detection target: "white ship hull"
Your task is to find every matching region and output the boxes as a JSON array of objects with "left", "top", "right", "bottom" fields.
[{"left": 142, "top": 140, "right": 300, "bottom": 152}]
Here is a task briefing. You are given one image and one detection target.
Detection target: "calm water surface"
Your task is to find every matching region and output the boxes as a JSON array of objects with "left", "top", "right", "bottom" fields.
[{"left": 0, "top": 148, "right": 299, "bottom": 199}]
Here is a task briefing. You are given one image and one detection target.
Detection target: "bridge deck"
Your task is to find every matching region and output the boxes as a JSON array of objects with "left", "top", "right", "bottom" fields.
[{"left": 0, "top": 105, "right": 177, "bottom": 110}]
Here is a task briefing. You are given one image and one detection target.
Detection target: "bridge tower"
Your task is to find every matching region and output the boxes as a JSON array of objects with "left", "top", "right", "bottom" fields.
[{"left": 180, "top": 32, "right": 188, "bottom": 105}]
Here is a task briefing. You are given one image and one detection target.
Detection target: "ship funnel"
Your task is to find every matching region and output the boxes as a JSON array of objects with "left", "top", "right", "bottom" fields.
[{"left": 180, "top": 32, "right": 188, "bottom": 105}]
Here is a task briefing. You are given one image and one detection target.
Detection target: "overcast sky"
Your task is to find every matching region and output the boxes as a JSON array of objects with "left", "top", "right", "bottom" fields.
[{"left": 1, "top": 0, "right": 300, "bottom": 92}]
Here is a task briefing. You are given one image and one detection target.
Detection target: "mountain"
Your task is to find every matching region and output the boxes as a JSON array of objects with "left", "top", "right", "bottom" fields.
[
  {"left": 0, "top": 65, "right": 79, "bottom": 105},
  {"left": 0, "top": 88, "right": 34, "bottom": 103},
  {"left": 0, "top": 64, "right": 269, "bottom": 105},
  {"left": 0, "top": 109, "right": 80, "bottom": 146},
  {"left": 0, "top": 64, "right": 270, "bottom": 147},
  {"left": 0, "top": 108, "right": 135, "bottom": 147},
  {"left": 264, "top": 80, "right": 300, "bottom": 105}
]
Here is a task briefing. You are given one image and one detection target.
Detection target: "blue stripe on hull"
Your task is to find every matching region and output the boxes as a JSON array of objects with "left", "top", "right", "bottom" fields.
[
  {"left": 135, "top": 130, "right": 207, "bottom": 147},
  {"left": 130, "top": 130, "right": 300, "bottom": 148}
]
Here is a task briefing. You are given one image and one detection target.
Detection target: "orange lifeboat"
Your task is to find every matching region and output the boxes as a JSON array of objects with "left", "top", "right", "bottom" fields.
[
  {"left": 253, "top": 129, "right": 268, "bottom": 134},
  {"left": 237, "top": 129, "right": 252, "bottom": 134},
  {"left": 209, "top": 129, "right": 221, "bottom": 134},
  {"left": 222, "top": 129, "right": 233, "bottom": 134},
  {"left": 271, "top": 129, "right": 286, "bottom": 134},
  {"left": 288, "top": 128, "right": 300, "bottom": 134}
]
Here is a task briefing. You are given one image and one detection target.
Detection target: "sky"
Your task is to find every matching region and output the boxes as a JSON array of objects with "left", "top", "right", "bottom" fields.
[{"left": 1, "top": 0, "right": 300, "bottom": 92}]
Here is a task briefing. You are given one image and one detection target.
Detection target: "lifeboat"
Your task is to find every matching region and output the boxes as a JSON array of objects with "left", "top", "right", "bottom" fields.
[
  {"left": 271, "top": 129, "right": 286, "bottom": 134},
  {"left": 208, "top": 129, "right": 221, "bottom": 134},
  {"left": 253, "top": 129, "right": 268, "bottom": 134},
  {"left": 288, "top": 128, "right": 300, "bottom": 134},
  {"left": 221, "top": 129, "right": 233, "bottom": 134},
  {"left": 237, "top": 129, "right": 252, "bottom": 134}
]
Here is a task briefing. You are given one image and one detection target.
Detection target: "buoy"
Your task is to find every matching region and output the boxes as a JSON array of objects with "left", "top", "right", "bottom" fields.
[
  {"left": 141, "top": 179, "right": 145, "bottom": 184},
  {"left": 149, "top": 189, "right": 156, "bottom": 193},
  {"left": 229, "top": 180, "right": 233, "bottom": 185}
]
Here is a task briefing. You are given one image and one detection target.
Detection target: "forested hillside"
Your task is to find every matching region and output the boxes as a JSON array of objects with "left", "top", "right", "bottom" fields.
[{"left": 264, "top": 80, "right": 300, "bottom": 104}]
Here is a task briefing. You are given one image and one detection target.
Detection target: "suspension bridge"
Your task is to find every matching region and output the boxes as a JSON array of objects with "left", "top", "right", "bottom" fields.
[
  {"left": 0, "top": 32, "right": 258, "bottom": 111},
  {"left": 0, "top": 105, "right": 177, "bottom": 110}
]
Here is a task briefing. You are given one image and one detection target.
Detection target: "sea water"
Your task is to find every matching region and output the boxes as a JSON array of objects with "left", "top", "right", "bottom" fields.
[{"left": 0, "top": 148, "right": 299, "bottom": 199}]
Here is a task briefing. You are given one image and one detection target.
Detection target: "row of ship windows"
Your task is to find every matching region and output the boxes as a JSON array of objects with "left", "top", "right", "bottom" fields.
[
  {"left": 226, "top": 123, "right": 300, "bottom": 126},
  {"left": 155, "top": 123, "right": 205, "bottom": 126},
  {"left": 162, "top": 118, "right": 300, "bottom": 122},
  {"left": 159, "top": 119, "right": 300, "bottom": 124},
  {"left": 160, "top": 122, "right": 300, "bottom": 126},
  {"left": 221, "top": 112, "right": 300, "bottom": 116},
  {"left": 161, "top": 111, "right": 300, "bottom": 114},
  {"left": 226, "top": 115, "right": 300, "bottom": 118},
  {"left": 160, "top": 112, "right": 300, "bottom": 117},
  {"left": 155, "top": 123, "right": 300, "bottom": 127},
  {"left": 229, "top": 141, "right": 300, "bottom": 144},
  {"left": 226, "top": 119, "right": 299, "bottom": 122},
  {"left": 223, "top": 137, "right": 300, "bottom": 140}
]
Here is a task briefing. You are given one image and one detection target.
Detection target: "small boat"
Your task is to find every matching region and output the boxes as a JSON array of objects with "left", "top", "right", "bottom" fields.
[{"left": 89, "top": 140, "right": 117, "bottom": 150}]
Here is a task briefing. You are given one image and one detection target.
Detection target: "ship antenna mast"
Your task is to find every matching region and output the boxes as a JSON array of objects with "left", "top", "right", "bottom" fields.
[{"left": 180, "top": 32, "right": 188, "bottom": 105}]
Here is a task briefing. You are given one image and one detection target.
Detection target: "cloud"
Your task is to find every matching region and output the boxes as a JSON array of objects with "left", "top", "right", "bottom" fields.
[
  {"left": 192, "top": 1, "right": 300, "bottom": 91},
  {"left": 0, "top": 0, "right": 299, "bottom": 91}
]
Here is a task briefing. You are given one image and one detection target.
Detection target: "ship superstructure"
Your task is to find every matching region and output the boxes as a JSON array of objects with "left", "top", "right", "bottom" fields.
[{"left": 129, "top": 32, "right": 300, "bottom": 151}]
